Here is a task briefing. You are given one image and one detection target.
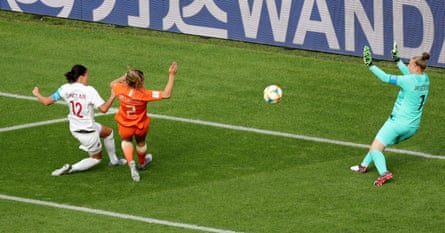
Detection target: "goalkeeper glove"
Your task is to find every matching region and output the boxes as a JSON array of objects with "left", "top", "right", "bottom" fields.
[
  {"left": 363, "top": 46, "right": 373, "bottom": 66},
  {"left": 391, "top": 41, "right": 400, "bottom": 62}
]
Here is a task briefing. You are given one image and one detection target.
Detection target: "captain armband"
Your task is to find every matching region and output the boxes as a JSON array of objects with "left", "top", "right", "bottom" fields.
[{"left": 51, "top": 91, "right": 62, "bottom": 102}]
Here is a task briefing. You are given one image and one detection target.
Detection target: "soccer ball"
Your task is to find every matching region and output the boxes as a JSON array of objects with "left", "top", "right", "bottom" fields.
[{"left": 263, "top": 85, "right": 282, "bottom": 104}]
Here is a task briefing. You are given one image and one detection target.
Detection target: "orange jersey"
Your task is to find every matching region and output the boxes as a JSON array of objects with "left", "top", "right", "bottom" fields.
[{"left": 112, "top": 83, "right": 163, "bottom": 129}]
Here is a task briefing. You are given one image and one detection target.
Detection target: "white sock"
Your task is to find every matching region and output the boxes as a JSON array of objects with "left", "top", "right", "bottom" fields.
[
  {"left": 70, "top": 158, "right": 101, "bottom": 172},
  {"left": 136, "top": 144, "right": 147, "bottom": 155},
  {"left": 104, "top": 130, "right": 118, "bottom": 163}
]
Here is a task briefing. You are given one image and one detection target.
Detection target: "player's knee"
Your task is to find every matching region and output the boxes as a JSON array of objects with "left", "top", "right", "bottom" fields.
[
  {"left": 370, "top": 139, "right": 385, "bottom": 151},
  {"left": 105, "top": 129, "right": 114, "bottom": 139},
  {"left": 91, "top": 152, "right": 103, "bottom": 160},
  {"left": 100, "top": 125, "right": 113, "bottom": 138},
  {"left": 121, "top": 140, "right": 132, "bottom": 148}
]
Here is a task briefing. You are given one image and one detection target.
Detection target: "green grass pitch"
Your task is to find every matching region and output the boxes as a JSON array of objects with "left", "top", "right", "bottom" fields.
[{"left": 0, "top": 10, "right": 444, "bottom": 233}]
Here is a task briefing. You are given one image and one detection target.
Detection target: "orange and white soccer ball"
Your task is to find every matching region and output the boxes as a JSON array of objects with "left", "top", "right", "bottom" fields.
[{"left": 263, "top": 85, "right": 282, "bottom": 104}]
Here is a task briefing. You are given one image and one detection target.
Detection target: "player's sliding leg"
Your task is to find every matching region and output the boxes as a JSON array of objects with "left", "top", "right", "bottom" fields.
[
  {"left": 51, "top": 150, "right": 102, "bottom": 176},
  {"left": 51, "top": 164, "right": 72, "bottom": 176},
  {"left": 70, "top": 157, "right": 102, "bottom": 173}
]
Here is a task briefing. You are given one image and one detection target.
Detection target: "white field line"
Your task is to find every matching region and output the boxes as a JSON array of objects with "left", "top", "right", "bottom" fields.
[
  {"left": 0, "top": 194, "right": 241, "bottom": 233},
  {"left": 1, "top": 91, "right": 443, "bottom": 159}
]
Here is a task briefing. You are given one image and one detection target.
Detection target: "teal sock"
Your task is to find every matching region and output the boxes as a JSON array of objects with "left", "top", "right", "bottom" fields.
[
  {"left": 361, "top": 152, "right": 373, "bottom": 167},
  {"left": 370, "top": 150, "right": 388, "bottom": 175}
]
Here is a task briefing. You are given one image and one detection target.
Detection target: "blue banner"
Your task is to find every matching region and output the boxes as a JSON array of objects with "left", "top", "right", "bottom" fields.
[{"left": 2, "top": 0, "right": 444, "bottom": 68}]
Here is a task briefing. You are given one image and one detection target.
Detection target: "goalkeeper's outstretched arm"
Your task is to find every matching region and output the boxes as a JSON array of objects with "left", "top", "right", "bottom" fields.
[{"left": 369, "top": 66, "right": 396, "bottom": 84}]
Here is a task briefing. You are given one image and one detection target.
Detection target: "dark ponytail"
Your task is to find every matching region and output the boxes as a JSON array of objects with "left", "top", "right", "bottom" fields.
[{"left": 65, "top": 64, "right": 87, "bottom": 83}]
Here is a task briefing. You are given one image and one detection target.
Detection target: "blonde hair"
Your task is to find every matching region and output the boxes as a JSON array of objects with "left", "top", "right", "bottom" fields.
[
  {"left": 413, "top": 52, "right": 430, "bottom": 71},
  {"left": 125, "top": 69, "right": 144, "bottom": 88}
]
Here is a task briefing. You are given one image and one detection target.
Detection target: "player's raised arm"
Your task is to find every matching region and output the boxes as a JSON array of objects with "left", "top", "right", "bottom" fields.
[
  {"left": 392, "top": 41, "right": 410, "bottom": 75},
  {"left": 98, "top": 89, "right": 116, "bottom": 113},
  {"left": 363, "top": 46, "right": 394, "bottom": 84},
  {"left": 162, "top": 62, "right": 178, "bottom": 99},
  {"left": 110, "top": 74, "right": 127, "bottom": 87}
]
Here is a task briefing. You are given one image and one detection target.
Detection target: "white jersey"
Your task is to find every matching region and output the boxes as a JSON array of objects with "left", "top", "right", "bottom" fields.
[{"left": 51, "top": 83, "right": 105, "bottom": 132}]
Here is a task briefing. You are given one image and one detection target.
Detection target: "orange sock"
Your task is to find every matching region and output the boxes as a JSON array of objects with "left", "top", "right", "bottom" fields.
[
  {"left": 121, "top": 141, "right": 134, "bottom": 163},
  {"left": 137, "top": 153, "right": 145, "bottom": 165},
  {"left": 136, "top": 144, "right": 147, "bottom": 166}
]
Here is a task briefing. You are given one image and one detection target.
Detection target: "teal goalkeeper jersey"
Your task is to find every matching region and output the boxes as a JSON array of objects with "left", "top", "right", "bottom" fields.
[{"left": 369, "top": 61, "right": 430, "bottom": 128}]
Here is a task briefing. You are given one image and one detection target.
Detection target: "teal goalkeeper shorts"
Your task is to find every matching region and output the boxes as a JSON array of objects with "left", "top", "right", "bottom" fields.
[{"left": 375, "top": 118, "right": 418, "bottom": 147}]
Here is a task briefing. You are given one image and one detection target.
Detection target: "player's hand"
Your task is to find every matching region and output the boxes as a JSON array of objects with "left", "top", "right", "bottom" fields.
[
  {"left": 32, "top": 86, "right": 40, "bottom": 97},
  {"left": 363, "top": 46, "right": 373, "bottom": 66},
  {"left": 169, "top": 62, "right": 178, "bottom": 75},
  {"left": 391, "top": 41, "right": 400, "bottom": 62}
]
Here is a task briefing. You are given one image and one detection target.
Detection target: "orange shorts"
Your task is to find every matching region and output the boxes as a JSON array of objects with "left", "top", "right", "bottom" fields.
[{"left": 118, "top": 121, "right": 149, "bottom": 140}]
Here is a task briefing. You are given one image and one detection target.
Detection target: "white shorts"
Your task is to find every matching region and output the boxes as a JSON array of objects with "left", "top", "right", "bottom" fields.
[{"left": 71, "top": 123, "right": 102, "bottom": 155}]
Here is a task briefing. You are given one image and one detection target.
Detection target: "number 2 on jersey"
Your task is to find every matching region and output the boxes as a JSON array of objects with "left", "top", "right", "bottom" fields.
[{"left": 125, "top": 105, "right": 136, "bottom": 117}]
